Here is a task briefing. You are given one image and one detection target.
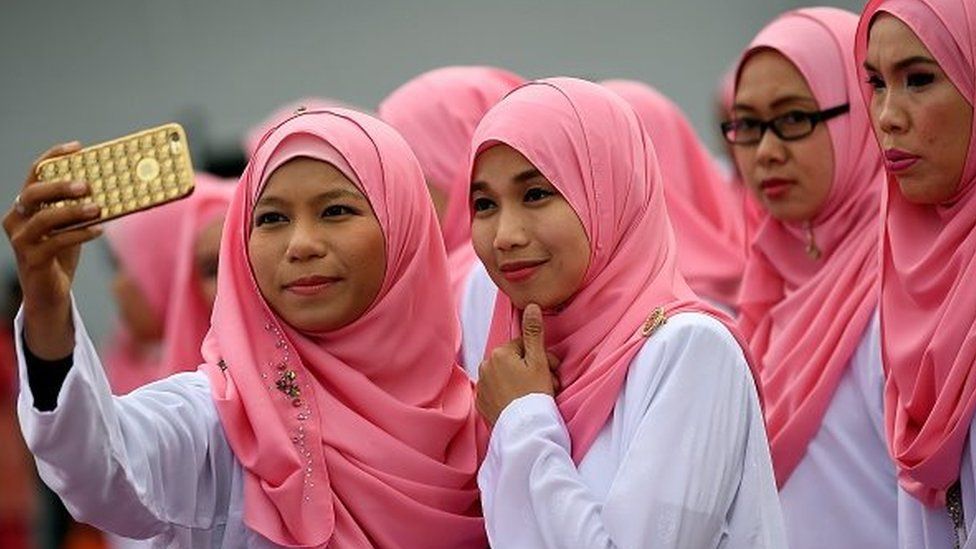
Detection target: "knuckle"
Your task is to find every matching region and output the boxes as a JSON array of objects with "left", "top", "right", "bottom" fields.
[{"left": 523, "top": 322, "right": 542, "bottom": 338}]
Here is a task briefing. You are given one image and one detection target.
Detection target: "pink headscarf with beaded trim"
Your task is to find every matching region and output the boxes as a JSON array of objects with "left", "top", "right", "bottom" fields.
[
  {"left": 472, "top": 78, "right": 760, "bottom": 463},
  {"left": 601, "top": 79, "right": 747, "bottom": 308},
  {"left": 855, "top": 0, "right": 976, "bottom": 507},
  {"left": 733, "top": 7, "right": 884, "bottom": 488},
  {"left": 200, "top": 109, "right": 485, "bottom": 547}
]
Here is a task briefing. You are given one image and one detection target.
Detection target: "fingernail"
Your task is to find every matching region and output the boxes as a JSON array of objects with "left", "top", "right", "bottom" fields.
[
  {"left": 70, "top": 181, "right": 87, "bottom": 194},
  {"left": 83, "top": 204, "right": 100, "bottom": 215}
]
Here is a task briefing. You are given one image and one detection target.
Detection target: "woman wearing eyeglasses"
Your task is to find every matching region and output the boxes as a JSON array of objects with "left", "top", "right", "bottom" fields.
[{"left": 724, "top": 7, "right": 896, "bottom": 548}]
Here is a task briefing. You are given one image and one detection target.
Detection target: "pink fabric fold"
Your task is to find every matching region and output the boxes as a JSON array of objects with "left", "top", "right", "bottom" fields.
[
  {"left": 242, "top": 97, "right": 358, "bottom": 160},
  {"left": 103, "top": 193, "right": 191, "bottom": 394},
  {"left": 157, "top": 174, "right": 236, "bottom": 376},
  {"left": 855, "top": 0, "right": 976, "bottom": 507},
  {"left": 379, "top": 66, "right": 524, "bottom": 257},
  {"left": 733, "top": 7, "right": 884, "bottom": 487},
  {"left": 601, "top": 79, "right": 747, "bottom": 308},
  {"left": 200, "top": 108, "right": 485, "bottom": 547},
  {"left": 471, "top": 78, "right": 760, "bottom": 463}
]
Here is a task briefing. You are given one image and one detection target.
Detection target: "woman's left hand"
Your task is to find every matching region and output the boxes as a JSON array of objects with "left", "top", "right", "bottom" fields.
[{"left": 476, "top": 303, "right": 560, "bottom": 426}]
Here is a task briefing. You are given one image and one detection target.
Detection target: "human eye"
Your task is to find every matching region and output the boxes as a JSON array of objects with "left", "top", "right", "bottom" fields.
[
  {"left": 779, "top": 111, "right": 812, "bottom": 125},
  {"left": 524, "top": 186, "right": 555, "bottom": 203},
  {"left": 472, "top": 196, "right": 496, "bottom": 214},
  {"left": 254, "top": 211, "right": 287, "bottom": 227},
  {"left": 906, "top": 71, "right": 935, "bottom": 89},
  {"left": 866, "top": 73, "right": 886, "bottom": 92},
  {"left": 321, "top": 204, "right": 359, "bottom": 218}
]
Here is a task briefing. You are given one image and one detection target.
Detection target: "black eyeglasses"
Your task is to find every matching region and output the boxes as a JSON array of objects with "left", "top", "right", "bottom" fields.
[{"left": 721, "top": 104, "right": 849, "bottom": 145}]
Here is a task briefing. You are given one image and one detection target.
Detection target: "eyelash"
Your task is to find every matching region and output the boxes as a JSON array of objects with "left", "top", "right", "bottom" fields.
[
  {"left": 255, "top": 212, "right": 287, "bottom": 226},
  {"left": 524, "top": 187, "right": 554, "bottom": 202},
  {"left": 907, "top": 72, "right": 935, "bottom": 88},
  {"left": 253, "top": 205, "right": 358, "bottom": 227},
  {"left": 866, "top": 72, "right": 936, "bottom": 91},
  {"left": 471, "top": 186, "right": 555, "bottom": 212}
]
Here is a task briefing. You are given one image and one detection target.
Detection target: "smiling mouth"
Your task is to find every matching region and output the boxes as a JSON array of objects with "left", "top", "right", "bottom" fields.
[{"left": 498, "top": 259, "right": 547, "bottom": 283}]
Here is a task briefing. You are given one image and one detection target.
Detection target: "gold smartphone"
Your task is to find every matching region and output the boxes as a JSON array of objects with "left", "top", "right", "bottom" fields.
[{"left": 35, "top": 123, "right": 195, "bottom": 232}]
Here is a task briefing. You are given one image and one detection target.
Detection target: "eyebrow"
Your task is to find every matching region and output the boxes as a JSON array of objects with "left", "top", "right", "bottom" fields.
[
  {"left": 733, "top": 94, "right": 816, "bottom": 113},
  {"left": 863, "top": 55, "right": 939, "bottom": 73},
  {"left": 470, "top": 168, "right": 547, "bottom": 193},
  {"left": 256, "top": 188, "right": 366, "bottom": 208},
  {"left": 513, "top": 168, "right": 544, "bottom": 183}
]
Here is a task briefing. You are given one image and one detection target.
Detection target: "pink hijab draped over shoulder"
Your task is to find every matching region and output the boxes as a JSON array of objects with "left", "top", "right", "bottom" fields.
[
  {"left": 735, "top": 7, "right": 884, "bottom": 488},
  {"left": 855, "top": 0, "right": 976, "bottom": 507},
  {"left": 472, "top": 78, "right": 759, "bottom": 463},
  {"left": 103, "top": 195, "right": 190, "bottom": 394},
  {"left": 200, "top": 109, "right": 485, "bottom": 547},
  {"left": 601, "top": 79, "right": 747, "bottom": 308},
  {"left": 157, "top": 174, "right": 235, "bottom": 374},
  {"left": 379, "top": 66, "right": 524, "bottom": 256}
]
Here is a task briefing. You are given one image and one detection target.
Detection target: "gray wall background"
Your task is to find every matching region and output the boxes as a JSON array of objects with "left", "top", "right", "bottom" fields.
[{"left": 0, "top": 0, "right": 863, "bottom": 343}]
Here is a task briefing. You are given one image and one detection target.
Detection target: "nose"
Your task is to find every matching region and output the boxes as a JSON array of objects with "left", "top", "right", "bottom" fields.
[
  {"left": 875, "top": 90, "right": 908, "bottom": 137},
  {"left": 493, "top": 206, "right": 530, "bottom": 252},
  {"left": 754, "top": 127, "right": 788, "bottom": 169},
  {"left": 286, "top": 219, "right": 327, "bottom": 262}
]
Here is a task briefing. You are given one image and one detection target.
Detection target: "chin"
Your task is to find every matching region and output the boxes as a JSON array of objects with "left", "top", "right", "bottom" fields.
[{"left": 896, "top": 177, "right": 958, "bottom": 206}]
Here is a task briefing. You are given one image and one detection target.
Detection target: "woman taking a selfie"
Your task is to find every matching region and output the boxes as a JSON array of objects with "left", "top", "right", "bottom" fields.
[{"left": 6, "top": 109, "right": 485, "bottom": 548}]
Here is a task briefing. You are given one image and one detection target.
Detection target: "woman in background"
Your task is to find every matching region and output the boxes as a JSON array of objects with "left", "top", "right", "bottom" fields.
[
  {"left": 728, "top": 8, "right": 896, "bottom": 548},
  {"left": 602, "top": 79, "right": 746, "bottom": 311}
]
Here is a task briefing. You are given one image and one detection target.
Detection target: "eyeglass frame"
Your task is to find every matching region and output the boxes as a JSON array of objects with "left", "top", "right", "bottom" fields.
[{"left": 720, "top": 103, "right": 850, "bottom": 145}]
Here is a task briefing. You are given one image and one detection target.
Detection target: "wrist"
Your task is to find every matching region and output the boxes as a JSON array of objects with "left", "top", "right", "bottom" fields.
[{"left": 23, "top": 298, "right": 74, "bottom": 360}]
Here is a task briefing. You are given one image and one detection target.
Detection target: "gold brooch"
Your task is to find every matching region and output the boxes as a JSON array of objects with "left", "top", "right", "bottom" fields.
[
  {"left": 640, "top": 307, "right": 668, "bottom": 337},
  {"left": 276, "top": 369, "right": 302, "bottom": 400}
]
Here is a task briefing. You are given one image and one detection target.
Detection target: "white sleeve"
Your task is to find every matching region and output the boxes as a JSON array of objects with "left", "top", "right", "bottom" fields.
[
  {"left": 478, "top": 315, "right": 783, "bottom": 549},
  {"left": 16, "top": 300, "right": 232, "bottom": 541}
]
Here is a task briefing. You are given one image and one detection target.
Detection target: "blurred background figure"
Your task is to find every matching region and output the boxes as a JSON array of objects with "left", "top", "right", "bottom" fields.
[{"left": 603, "top": 79, "right": 747, "bottom": 311}]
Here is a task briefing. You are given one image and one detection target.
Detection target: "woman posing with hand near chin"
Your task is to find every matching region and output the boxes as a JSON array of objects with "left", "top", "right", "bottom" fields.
[{"left": 469, "top": 77, "right": 785, "bottom": 548}]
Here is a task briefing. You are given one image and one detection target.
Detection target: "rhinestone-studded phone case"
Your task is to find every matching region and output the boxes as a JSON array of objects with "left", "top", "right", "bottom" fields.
[{"left": 35, "top": 123, "right": 195, "bottom": 232}]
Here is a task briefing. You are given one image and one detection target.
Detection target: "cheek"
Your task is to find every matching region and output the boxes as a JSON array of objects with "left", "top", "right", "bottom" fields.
[
  {"left": 200, "top": 278, "right": 218, "bottom": 309},
  {"left": 341, "top": 223, "right": 387, "bottom": 306},
  {"left": 733, "top": 148, "right": 760, "bottom": 188},
  {"left": 247, "top": 234, "right": 283, "bottom": 297},
  {"left": 539, "top": 206, "right": 590, "bottom": 288},
  {"left": 470, "top": 218, "right": 496, "bottom": 264},
  {"left": 794, "top": 133, "right": 834, "bottom": 201}
]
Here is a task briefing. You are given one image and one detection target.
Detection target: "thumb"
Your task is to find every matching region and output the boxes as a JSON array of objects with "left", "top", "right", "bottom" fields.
[{"left": 521, "top": 303, "right": 546, "bottom": 367}]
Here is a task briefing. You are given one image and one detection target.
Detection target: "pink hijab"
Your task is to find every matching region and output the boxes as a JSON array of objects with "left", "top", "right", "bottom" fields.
[
  {"left": 103, "top": 195, "right": 190, "bottom": 394},
  {"left": 734, "top": 7, "right": 884, "bottom": 488},
  {"left": 472, "top": 78, "right": 759, "bottom": 463},
  {"left": 379, "top": 66, "right": 525, "bottom": 256},
  {"left": 157, "top": 174, "right": 235, "bottom": 375},
  {"left": 199, "top": 109, "right": 485, "bottom": 547},
  {"left": 601, "top": 79, "right": 747, "bottom": 308},
  {"left": 855, "top": 0, "right": 976, "bottom": 507},
  {"left": 242, "top": 97, "right": 357, "bottom": 159}
]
